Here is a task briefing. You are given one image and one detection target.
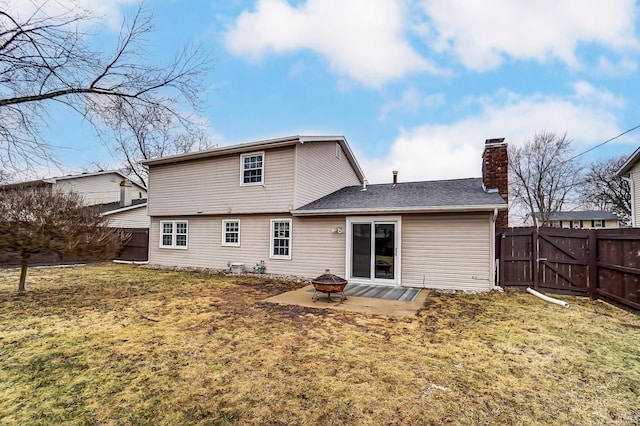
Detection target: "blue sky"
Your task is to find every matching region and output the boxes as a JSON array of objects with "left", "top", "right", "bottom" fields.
[{"left": 15, "top": 0, "right": 640, "bottom": 184}]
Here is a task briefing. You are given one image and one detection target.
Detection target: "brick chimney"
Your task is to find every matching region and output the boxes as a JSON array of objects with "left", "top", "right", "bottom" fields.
[
  {"left": 119, "top": 179, "right": 132, "bottom": 207},
  {"left": 482, "top": 138, "right": 508, "bottom": 228}
]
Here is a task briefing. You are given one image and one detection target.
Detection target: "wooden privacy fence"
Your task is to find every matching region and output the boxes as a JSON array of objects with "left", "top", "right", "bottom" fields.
[
  {"left": 115, "top": 228, "right": 149, "bottom": 262},
  {"left": 499, "top": 227, "right": 640, "bottom": 310},
  {"left": 0, "top": 227, "right": 149, "bottom": 267}
]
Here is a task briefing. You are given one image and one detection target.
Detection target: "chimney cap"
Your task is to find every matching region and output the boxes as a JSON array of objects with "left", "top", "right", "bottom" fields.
[{"left": 485, "top": 138, "right": 506, "bottom": 145}]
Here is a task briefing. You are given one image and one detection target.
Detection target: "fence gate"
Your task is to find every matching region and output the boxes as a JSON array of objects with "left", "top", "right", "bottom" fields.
[
  {"left": 537, "top": 228, "right": 591, "bottom": 295},
  {"left": 499, "top": 227, "right": 594, "bottom": 296}
]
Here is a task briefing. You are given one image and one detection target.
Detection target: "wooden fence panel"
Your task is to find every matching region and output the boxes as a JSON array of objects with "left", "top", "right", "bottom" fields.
[
  {"left": 498, "top": 227, "right": 640, "bottom": 311},
  {"left": 115, "top": 228, "right": 149, "bottom": 262},
  {"left": 499, "top": 227, "right": 534, "bottom": 288},
  {"left": 596, "top": 229, "right": 640, "bottom": 310},
  {"left": 537, "top": 228, "right": 589, "bottom": 295}
]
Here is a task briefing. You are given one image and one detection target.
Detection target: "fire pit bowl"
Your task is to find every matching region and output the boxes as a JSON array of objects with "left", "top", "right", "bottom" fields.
[{"left": 312, "top": 270, "right": 348, "bottom": 302}]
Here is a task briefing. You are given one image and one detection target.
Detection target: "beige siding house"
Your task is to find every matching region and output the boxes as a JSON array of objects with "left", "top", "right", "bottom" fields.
[
  {"left": 102, "top": 202, "right": 149, "bottom": 228},
  {"left": 526, "top": 211, "right": 620, "bottom": 229},
  {"left": 617, "top": 146, "right": 640, "bottom": 227},
  {"left": 143, "top": 136, "right": 508, "bottom": 292},
  {"left": 2, "top": 170, "right": 149, "bottom": 228}
]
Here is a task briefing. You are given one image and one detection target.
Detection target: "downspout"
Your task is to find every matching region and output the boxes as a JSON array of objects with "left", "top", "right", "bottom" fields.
[{"left": 491, "top": 208, "right": 503, "bottom": 291}]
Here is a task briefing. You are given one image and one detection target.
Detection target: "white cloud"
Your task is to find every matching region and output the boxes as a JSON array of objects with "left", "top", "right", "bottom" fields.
[
  {"left": 360, "top": 83, "right": 625, "bottom": 183},
  {"left": 4, "top": 0, "right": 137, "bottom": 30},
  {"left": 379, "top": 87, "right": 444, "bottom": 121},
  {"left": 420, "top": 0, "right": 639, "bottom": 71},
  {"left": 225, "top": 0, "right": 437, "bottom": 87}
]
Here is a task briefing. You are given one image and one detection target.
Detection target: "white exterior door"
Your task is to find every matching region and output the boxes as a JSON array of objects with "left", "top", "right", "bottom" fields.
[{"left": 346, "top": 216, "right": 401, "bottom": 286}]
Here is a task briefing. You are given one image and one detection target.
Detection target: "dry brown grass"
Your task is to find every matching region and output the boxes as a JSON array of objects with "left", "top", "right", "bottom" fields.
[{"left": 0, "top": 264, "right": 638, "bottom": 425}]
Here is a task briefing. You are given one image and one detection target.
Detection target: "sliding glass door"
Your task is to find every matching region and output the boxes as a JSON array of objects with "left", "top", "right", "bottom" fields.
[{"left": 347, "top": 217, "right": 400, "bottom": 285}]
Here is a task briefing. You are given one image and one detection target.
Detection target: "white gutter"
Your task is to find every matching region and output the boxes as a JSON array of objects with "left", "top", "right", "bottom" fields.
[{"left": 292, "top": 204, "right": 508, "bottom": 216}]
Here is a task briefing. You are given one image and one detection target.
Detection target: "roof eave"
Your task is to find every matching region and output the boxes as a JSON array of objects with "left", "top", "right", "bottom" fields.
[
  {"left": 292, "top": 204, "right": 507, "bottom": 216},
  {"left": 141, "top": 135, "right": 303, "bottom": 166},
  {"left": 101, "top": 202, "right": 148, "bottom": 216},
  {"left": 617, "top": 146, "right": 640, "bottom": 176}
]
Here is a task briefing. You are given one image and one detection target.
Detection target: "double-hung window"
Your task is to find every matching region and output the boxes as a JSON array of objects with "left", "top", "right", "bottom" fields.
[
  {"left": 241, "top": 151, "right": 264, "bottom": 185},
  {"left": 592, "top": 219, "right": 604, "bottom": 228},
  {"left": 270, "top": 219, "right": 291, "bottom": 259},
  {"left": 222, "top": 220, "right": 240, "bottom": 247},
  {"left": 160, "top": 221, "right": 188, "bottom": 249}
]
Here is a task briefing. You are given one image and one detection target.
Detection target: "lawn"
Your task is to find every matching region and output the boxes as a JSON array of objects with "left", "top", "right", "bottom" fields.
[{"left": 0, "top": 264, "right": 639, "bottom": 425}]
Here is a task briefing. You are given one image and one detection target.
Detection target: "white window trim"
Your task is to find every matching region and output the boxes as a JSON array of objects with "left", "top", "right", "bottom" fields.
[
  {"left": 159, "top": 220, "right": 188, "bottom": 249},
  {"left": 345, "top": 216, "right": 402, "bottom": 287},
  {"left": 270, "top": 218, "right": 292, "bottom": 260},
  {"left": 240, "top": 151, "right": 265, "bottom": 186},
  {"left": 592, "top": 219, "right": 604, "bottom": 228},
  {"left": 222, "top": 219, "right": 241, "bottom": 247}
]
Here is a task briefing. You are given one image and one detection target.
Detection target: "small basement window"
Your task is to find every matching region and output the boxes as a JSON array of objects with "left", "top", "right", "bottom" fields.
[
  {"left": 160, "top": 220, "right": 188, "bottom": 249},
  {"left": 241, "top": 151, "right": 264, "bottom": 185}
]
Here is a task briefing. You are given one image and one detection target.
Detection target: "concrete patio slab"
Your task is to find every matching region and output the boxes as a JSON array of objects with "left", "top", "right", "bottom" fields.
[{"left": 264, "top": 284, "right": 429, "bottom": 317}]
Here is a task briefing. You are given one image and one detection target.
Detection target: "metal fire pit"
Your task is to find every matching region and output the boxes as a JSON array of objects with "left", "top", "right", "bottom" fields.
[{"left": 312, "top": 270, "right": 348, "bottom": 302}]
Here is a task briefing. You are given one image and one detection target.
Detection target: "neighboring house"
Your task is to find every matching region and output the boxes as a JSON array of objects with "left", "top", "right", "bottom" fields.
[
  {"left": 617, "top": 146, "right": 640, "bottom": 227},
  {"left": 99, "top": 179, "right": 150, "bottom": 228},
  {"left": 142, "top": 136, "right": 508, "bottom": 292},
  {"left": 526, "top": 211, "right": 620, "bottom": 229},
  {"left": 2, "top": 170, "right": 147, "bottom": 205},
  {"left": 2, "top": 170, "right": 149, "bottom": 228}
]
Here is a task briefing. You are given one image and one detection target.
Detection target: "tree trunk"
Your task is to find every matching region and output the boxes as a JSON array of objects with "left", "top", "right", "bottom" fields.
[{"left": 18, "top": 256, "right": 29, "bottom": 295}]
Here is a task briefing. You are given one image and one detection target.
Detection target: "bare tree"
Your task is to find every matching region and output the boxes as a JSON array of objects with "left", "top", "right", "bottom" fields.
[
  {"left": 0, "top": 2, "right": 210, "bottom": 172},
  {"left": 0, "top": 188, "right": 127, "bottom": 294},
  {"left": 578, "top": 156, "right": 631, "bottom": 223},
  {"left": 101, "top": 100, "right": 215, "bottom": 187},
  {"left": 509, "top": 131, "right": 583, "bottom": 226}
]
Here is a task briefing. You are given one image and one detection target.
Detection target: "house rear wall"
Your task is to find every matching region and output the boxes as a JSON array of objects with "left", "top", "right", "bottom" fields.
[
  {"left": 149, "top": 212, "right": 496, "bottom": 291},
  {"left": 148, "top": 215, "right": 346, "bottom": 278},
  {"left": 401, "top": 213, "right": 493, "bottom": 291},
  {"left": 294, "top": 142, "right": 361, "bottom": 208},
  {"left": 147, "top": 147, "right": 296, "bottom": 216}
]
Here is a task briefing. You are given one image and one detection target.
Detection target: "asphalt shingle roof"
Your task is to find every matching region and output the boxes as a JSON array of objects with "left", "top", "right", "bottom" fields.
[
  {"left": 533, "top": 211, "right": 619, "bottom": 221},
  {"left": 296, "top": 178, "right": 506, "bottom": 212},
  {"left": 99, "top": 198, "right": 147, "bottom": 214}
]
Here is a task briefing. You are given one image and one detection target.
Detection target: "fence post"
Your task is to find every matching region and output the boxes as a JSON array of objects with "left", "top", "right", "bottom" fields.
[
  {"left": 588, "top": 230, "right": 598, "bottom": 300},
  {"left": 532, "top": 227, "right": 539, "bottom": 289}
]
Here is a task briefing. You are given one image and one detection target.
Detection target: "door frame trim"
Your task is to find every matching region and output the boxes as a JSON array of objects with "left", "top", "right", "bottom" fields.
[{"left": 345, "top": 216, "right": 402, "bottom": 286}]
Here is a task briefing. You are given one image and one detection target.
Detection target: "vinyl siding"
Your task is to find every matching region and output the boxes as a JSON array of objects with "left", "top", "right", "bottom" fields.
[
  {"left": 631, "top": 162, "right": 640, "bottom": 227},
  {"left": 54, "top": 174, "right": 147, "bottom": 205},
  {"left": 105, "top": 207, "right": 149, "bottom": 228},
  {"left": 148, "top": 148, "right": 295, "bottom": 216},
  {"left": 294, "top": 142, "right": 361, "bottom": 208},
  {"left": 149, "top": 215, "right": 346, "bottom": 278},
  {"left": 401, "top": 213, "right": 494, "bottom": 291}
]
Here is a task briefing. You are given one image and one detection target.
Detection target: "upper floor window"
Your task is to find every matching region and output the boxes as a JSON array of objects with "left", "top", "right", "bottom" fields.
[
  {"left": 270, "top": 219, "right": 291, "bottom": 259},
  {"left": 222, "top": 219, "right": 240, "bottom": 247},
  {"left": 571, "top": 220, "right": 582, "bottom": 229},
  {"left": 550, "top": 220, "right": 562, "bottom": 228},
  {"left": 160, "top": 220, "right": 188, "bottom": 249},
  {"left": 241, "top": 151, "right": 264, "bottom": 186},
  {"left": 592, "top": 219, "right": 604, "bottom": 228}
]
